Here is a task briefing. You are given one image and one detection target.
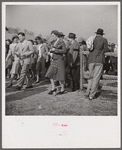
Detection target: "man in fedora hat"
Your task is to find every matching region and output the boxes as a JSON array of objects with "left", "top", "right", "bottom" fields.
[
  {"left": 59, "top": 32, "right": 71, "bottom": 87},
  {"left": 67, "top": 33, "right": 80, "bottom": 91},
  {"left": 85, "top": 28, "right": 108, "bottom": 100}
]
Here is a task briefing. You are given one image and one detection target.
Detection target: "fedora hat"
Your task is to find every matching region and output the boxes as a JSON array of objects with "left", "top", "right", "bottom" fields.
[
  {"left": 35, "top": 36, "right": 42, "bottom": 40},
  {"left": 111, "top": 43, "right": 115, "bottom": 46},
  {"left": 68, "top": 33, "right": 76, "bottom": 39},
  {"left": 59, "top": 32, "right": 65, "bottom": 37},
  {"left": 51, "top": 30, "right": 60, "bottom": 36},
  {"left": 95, "top": 28, "right": 105, "bottom": 35}
]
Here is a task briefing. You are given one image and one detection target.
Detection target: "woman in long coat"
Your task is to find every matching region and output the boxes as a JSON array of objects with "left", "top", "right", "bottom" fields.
[{"left": 45, "top": 30, "right": 67, "bottom": 95}]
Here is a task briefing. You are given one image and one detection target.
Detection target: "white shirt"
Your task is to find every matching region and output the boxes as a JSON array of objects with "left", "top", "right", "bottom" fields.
[{"left": 37, "top": 44, "right": 43, "bottom": 58}]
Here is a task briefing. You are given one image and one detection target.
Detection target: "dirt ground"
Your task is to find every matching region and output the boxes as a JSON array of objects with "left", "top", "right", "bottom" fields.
[{"left": 5, "top": 79, "right": 117, "bottom": 116}]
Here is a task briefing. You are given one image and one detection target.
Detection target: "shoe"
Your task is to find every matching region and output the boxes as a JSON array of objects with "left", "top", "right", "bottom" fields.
[
  {"left": 89, "top": 96, "right": 93, "bottom": 100},
  {"left": 89, "top": 95, "right": 96, "bottom": 100},
  {"left": 48, "top": 88, "right": 57, "bottom": 95},
  {"left": 84, "top": 92, "right": 89, "bottom": 97},
  {"left": 57, "top": 90, "right": 65, "bottom": 95},
  {"left": 35, "top": 81, "right": 40, "bottom": 84},
  {"left": 72, "top": 88, "right": 76, "bottom": 92},
  {"left": 25, "top": 85, "right": 33, "bottom": 89},
  {"left": 6, "top": 75, "right": 11, "bottom": 79},
  {"left": 6, "top": 84, "right": 12, "bottom": 88},
  {"left": 13, "top": 86, "right": 22, "bottom": 91}
]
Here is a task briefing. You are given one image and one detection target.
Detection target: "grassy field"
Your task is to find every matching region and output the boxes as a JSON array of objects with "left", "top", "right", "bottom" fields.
[{"left": 5, "top": 79, "right": 117, "bottom": 116}]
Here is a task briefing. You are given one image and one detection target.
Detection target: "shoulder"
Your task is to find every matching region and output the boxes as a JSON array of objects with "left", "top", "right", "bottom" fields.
[
  {"left": 74, "top": 40, "right": 79, "bottom": 45},
  {"left": 42, "top": 43, "right": 47, "bottom": 48},
  {"left": 9, "top": 43, "right": 16, "bottom": 49},
  {"left": 63, "top": 39, "right": 70, "bottom": 45},
  {"left": 24, "top": 40, "right": 32, "bottom": 45},
  {"left": 102, "top": 37, "right": 108, "bottom": 43},
  {"left": 27, "top": 40, "right": 32, "bottom": 45},
  {"left": 73, "top": 40, "right": 80, "bottom": 48},
  {"left": 103, "top": 37, "right": 107, "bottom": 41},
  {"left": 9, "top": 43, "right": 13, "bottom": 48},
  {"left": 98, "top": 36, "right": 106, "bottom": 41},
  {"left": 16, "top": 43, "right": 20, "bottom": 48}
]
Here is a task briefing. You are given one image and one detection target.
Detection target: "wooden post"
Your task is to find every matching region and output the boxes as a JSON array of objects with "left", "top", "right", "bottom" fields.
[{"left": 80, "top": 46, "right": 83, "bottom": 90}]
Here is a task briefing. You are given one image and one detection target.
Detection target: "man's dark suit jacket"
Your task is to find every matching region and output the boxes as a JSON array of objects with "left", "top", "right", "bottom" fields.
[
  {"left": 88, "top": 35, "right": 108, "bottom": 64},
  {"left": 67, "top": 40, "right": 80, "bottom": 66}
]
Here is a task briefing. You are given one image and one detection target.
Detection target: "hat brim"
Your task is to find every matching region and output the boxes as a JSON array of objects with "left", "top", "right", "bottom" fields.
[
  {"left": 60, "top": 35, "right": 65, "bottom": 37},
  {"left": 95, "top": 32, "right": 105, "bottom": 35},
  {"left": 68, "top": 36, "right": 77, "bottom": 38}
]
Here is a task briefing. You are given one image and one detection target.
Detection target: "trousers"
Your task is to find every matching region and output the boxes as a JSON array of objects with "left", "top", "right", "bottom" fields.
[
  {"left": 16, "top": 64, "right": 32, "bottom": 88},
  {"left": 86, "top": 63, "right": 103, "bottom": 97},
  {"left": 70, "top": 65, "right": 80, "bottom": 90}
]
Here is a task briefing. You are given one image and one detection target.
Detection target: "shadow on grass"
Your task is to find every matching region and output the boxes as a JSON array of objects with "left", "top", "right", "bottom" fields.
[
  {"left": 6, "top": 86, "right": 48, "bottom": 103},
  {"left": 6, "top": 80, "right": 50, "bottom": 93}
]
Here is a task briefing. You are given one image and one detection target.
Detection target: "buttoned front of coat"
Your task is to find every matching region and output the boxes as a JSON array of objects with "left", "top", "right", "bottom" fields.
[{"left": 17, "top": 40, "right": 34, "bottom": 64}]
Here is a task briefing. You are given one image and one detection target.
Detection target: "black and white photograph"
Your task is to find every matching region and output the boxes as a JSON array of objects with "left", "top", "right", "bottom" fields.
[{"left": 2, "top": 1, "right": 121, "bottom": 148}]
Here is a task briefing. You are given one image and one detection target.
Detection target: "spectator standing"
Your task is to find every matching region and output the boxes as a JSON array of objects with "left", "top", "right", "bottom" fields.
[
  {"left": 84, "top": 28, "right": 108, "bottom": 100},
  {"left": 109, "top": 43, "right": 117, "bottom": 71},
  {"left": 80, "top": 40, "right": 89, "bottom": 72},
  {"left": 5, "top": 39, "right": 12, "bottom": 79},
  {"left": 59, "top": 32, "right": 71, "bottom": 87},
  {"left": 28, "top": 40, "right": 38, "bottom": 80},
  {"left": 40, "top": 39, "right": 49, "bottom": 79},
  {"left": 67, "top": 33, "right": 80, "bottom": 91}
]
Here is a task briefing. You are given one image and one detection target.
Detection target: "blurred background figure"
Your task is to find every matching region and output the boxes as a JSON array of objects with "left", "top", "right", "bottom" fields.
[
  {"left": 102, "top": 41, "right": 111, "bottom": 74},
  {"left": 79, "top": 40, "right": 88, "bottom": 72},
  {"left": 5, "top": 39, "right": 12, "bottom": 79},
  {"left": 28, "top": 39, "right": 38, "bottom": 81},
  {"left": 6, "top": 35, "right": 20, "bottom": 87},
  {"left": 114, "top": 44, "right": 118, "bottom": 53},
  {"left": 41, "top": 38, "right": 49, "bottom": 80},
  {"left": 79, "top": 40, "right": 89, "bottom": 84},
  {"left": 109, "top": 43, "right": 117, "bottom": 72},
  {"left": 35, "top": 36, "right": 43, "bottom": 83}
]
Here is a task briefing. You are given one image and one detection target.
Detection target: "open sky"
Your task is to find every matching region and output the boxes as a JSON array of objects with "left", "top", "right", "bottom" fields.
[{"left": 6, "top": 3, "right": 118, "bottom": 44}]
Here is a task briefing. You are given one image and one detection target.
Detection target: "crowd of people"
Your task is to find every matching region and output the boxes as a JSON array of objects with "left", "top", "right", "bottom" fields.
[{"left": 5, "top": 28, "right": 117, "bottom": 100}]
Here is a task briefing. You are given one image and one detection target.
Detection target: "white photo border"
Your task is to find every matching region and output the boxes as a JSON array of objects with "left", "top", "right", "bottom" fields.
[{"left": 2, "top": 2, "right": 121, "bottom": 148}]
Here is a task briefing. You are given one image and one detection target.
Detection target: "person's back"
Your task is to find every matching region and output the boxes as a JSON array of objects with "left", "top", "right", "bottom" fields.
[
  {"left": 85, "top": 28, "right": 108, "bottom": 100},
  {"left": 88, "top": 35, "right": 108, "bottom": 64}
]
